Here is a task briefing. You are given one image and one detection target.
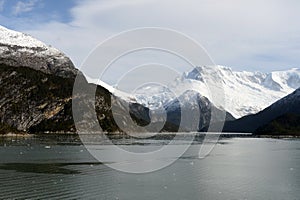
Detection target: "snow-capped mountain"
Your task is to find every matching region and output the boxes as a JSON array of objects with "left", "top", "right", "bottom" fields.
[
  {"left": 220, "top": 87, "right": 300, "bottom": 133},
  {"left": 163, "top": 90, "right": 235, "bottom": 131},
  {"left": 266, "top": 86, "right": 300, "bottom": 113},
  {"left": 0, "top": 25, "right": 151, "bottom": 134},
  {"left": 0, "top": 25, "right": 76, "bottom": 78},
  {"left": 135, "top": 66, "right": 300, "bottom": 118}
]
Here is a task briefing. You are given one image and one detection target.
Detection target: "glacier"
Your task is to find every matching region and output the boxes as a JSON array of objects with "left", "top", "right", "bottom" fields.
[
  {"left": 1, "top": 25, "right": 299, "bottom": 119},
  {"left": 134, "top": 66, "right": 300, "bottom": 118}
]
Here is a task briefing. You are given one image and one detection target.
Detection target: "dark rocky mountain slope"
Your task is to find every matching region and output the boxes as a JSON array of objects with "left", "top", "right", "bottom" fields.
[
  {"left": 0, "top": 25, "right": 242, "bottom": 134},
  {"left": 255, "top": 113, "right": 300, "bottom": 135},
  {"left": 162, "top": 90, "right": 235, "bottom": 132},
  {"left": 0, "top": 63, "right": 150, "bottom": 134},
  {"left": 219, "top": 88, "right": 300, "bottom": 134}
]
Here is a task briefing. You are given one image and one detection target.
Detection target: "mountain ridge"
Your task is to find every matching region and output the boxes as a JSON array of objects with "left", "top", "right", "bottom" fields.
[
  {"left": 0, "top": 25, "right": 150, "bottom": 134},
  {"left": 0, "top": 25, "right": 77, "bottom": 78},
  {"left": 135, "top": 65, "right": 300, "bottom": 118},
  {"left": 1, "top": 25, "right": 299, "bottom": 135},
  {"left": 219, "top": 87, "right": 300, "bottom": 134}
]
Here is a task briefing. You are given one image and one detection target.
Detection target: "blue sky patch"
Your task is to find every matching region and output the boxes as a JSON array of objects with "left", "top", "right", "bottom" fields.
[{"left": 0, "top": 0, "right": 76, "bottom": 29}]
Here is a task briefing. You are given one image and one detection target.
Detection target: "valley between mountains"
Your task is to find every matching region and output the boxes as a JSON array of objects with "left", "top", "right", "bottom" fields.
[{"left": 0, "top": 25, "right": 299, "bottom": 136}]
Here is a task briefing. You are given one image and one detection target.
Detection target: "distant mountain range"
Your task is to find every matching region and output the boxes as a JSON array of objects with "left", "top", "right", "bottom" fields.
[
  {"left": 135, "top": 65, "right": 300, "bottom": 118},
  {"left": 0, "top": 25, "right": 149, "bottom": 134},
  {"left": 217, "top": 87, "right": 300, "bottom": 135},
  {"left": 162, "top": 90, "right": 235, "bottom": 131},
  {"left": 0, "top": 25, "right": 299, "bottom": 135}
]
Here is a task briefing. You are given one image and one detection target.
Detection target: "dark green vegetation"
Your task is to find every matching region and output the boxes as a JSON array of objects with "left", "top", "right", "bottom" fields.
[
  {"left": 0, "top": 61, "right": 232, "bottom": 134},
  {"left": 220, "top": 88, "right": 300, "bottom": 135},
  {"left": 0, "top": 122, "right": 24, "bottom": 134},
  {"left": 1, "top": 62, "right": 299, "bottom": 135},
  {"left": 255, "top": 113, "right": 300, "bottom": 135}
]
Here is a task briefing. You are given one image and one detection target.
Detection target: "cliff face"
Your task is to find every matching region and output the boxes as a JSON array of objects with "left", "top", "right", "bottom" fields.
[
  {"left": 0, "top": 63, "right": 75, "bottom": 133},
  {"left": 0, "top": 25, "right": 80, "bottom": 133},
  {"left": 0, "top": 25, "right": 151, "bottom": 134},
  {"left": 220, "top": 88, "right": 300, "bottom": 134},
  {"left": 0, "top": 25, "right": 77, "bottom": 78},
  {"left": 0, "top": 63, "right": 151, "bottom": 134},
  {"left": 163, "top": 90, "right": 234, "bottom": 132}
]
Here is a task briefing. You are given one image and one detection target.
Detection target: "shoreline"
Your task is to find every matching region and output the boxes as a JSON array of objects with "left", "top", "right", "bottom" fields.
[{"left": 1, "top": 132, "right": 299, "bottom": 139}]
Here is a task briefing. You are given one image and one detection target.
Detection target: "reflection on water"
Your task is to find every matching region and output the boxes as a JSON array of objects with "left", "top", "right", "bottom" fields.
[
  {"left": 0, "top": 135, "right": 299, "bottom": 199},
  {"left": 0, "top": 162, "right": 105, "bottom": 174}
]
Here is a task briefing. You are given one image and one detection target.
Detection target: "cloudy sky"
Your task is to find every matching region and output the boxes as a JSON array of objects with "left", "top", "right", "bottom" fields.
[{"left": 0, "top": 0, "right": 300, "bottom": 72}]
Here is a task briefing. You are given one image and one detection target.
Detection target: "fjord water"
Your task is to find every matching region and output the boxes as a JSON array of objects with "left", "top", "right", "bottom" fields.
[{"left": 0, "top": 135, "right": 299, "bottom": 200}]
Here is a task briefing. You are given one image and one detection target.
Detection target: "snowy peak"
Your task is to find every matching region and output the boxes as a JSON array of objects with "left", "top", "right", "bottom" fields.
[
  {"left": 0, "top": 25, "right": 77, "bottom": 78},
  {"left": 186, "top": 65, "right": 300, "bottom": 92},
  {"left": 184, "top": 66, "right": 300, "bottom": 118},
  {"left": 184, "top": 67, "right": 205, "bottom": 81},
  {"left": 0, "top": 25, "right": 63, "bottom": 57},
  {"left": 270, "top": 87, "right": 300, "bottom": 108},
  {"left": 262, "top": 73, "right": 282, "bottom": 91},
  {"left": 221, "top": 87, "right": 300, "bottom": 133},
  {"left": 135, "top": 65, "right": 300, "bottom": 119},
  {"left": 0, "top": 25, "right": 54, "bottom": 49},
  {"left": 267, "top": 68, "right": 300, "bottom": 90}
]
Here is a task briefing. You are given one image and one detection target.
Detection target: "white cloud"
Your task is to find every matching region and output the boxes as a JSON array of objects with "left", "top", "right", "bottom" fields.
[
  {"left": 22, "top": 0, "right": 300, "bottom": 72},
  {"left": 13, "top": 0, "right": 39, "bottom": 15}
]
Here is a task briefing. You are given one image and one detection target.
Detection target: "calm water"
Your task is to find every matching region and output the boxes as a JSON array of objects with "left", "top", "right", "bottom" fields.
[{"left": 0, "top": 135, "right": 299, "bottom": 200}]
